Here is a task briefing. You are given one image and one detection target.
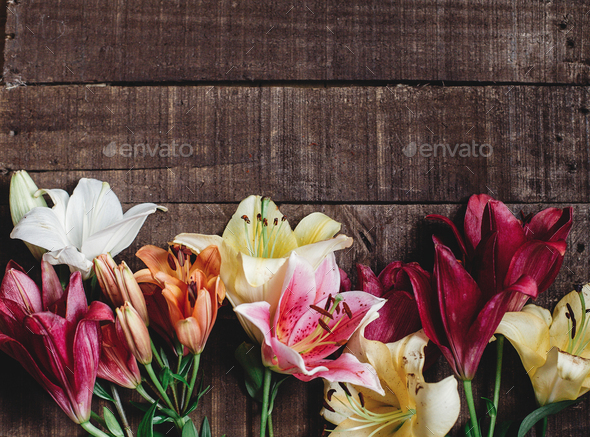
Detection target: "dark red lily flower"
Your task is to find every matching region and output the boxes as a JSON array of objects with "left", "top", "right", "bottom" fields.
[
  {"left": 0, "top": 260, "right": 113, "bottom": 424},
  {"left": 98, "top": 322, "right": 142, "bottom": 389},
  {"left": 415, "top": 237, "right": 538, "bottom": 380},
  {"left": 355, "top": 262, "right": 425, "bottom": 344},
  {"left": 427, "top": 194, "right": 572, "bottom": 311}
]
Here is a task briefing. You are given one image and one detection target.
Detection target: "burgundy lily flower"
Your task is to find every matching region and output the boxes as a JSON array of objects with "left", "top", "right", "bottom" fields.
[
  {"left": 0, "top": 260, "right": 113, "bottom": 424},
  {"left": 355, "top": 262, "right": 425, "bottom": 344},
  {"left": 415, "top": 237, "right": 538, "bottom": 380},
  {"left": 97, "top": 322, "right": 142, "bottom": 389},
  {"left": 427, "top": 194, "right": 572, "bottom": 311}
]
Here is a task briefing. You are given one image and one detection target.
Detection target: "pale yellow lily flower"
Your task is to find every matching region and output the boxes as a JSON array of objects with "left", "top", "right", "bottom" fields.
[
  {"left": 173, "top": 195, "right": 352, "bottom": 342},
  {"left": 496, "top": 284, "right": 590, "bottom": 406},
  {"left": 321, "top": 321, "right": 460, "bottom": 437}
]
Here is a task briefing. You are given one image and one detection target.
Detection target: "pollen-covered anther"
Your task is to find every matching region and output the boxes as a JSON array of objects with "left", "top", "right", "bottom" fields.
[
  {"left": 167, "top": 253, "right": 177, "bottom": 271},
  {"left": 263, "top": 218, "right": 269, "bottom": 227},
  {"left": 310, "top": 304, "right": 334, "bottom": 319},
  {"left": 273, "top": 218, "right": 278, "bottom": 226},
  {"left": 322, "top": 400, "right": 335, "bottom": 413},
  {"left": 327, "top": 388, "right": 336, "bottom": 401},
  {"left": 566, "top": 302, "right": 577, "bottom": 339},
  {"left": 358, "top": 392, "right": 365, "bottom": 407},
  {"left": 324, "top": 294, "right": 333, "bottom": 311},
  {"left": 318, "top": 319, "right": 332, "bottom": 333},
  {"left": 241, "top": 214, "right": 251, "bottom": 224}
]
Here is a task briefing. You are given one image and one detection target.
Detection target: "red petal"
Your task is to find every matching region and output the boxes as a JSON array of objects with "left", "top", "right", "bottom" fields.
[
  {"left": 72, "top": 318, "right": 102, "bottom": 422},
  {"left": 85, "top": 301, "right": 115, "bottom": 323},
  {"left": 525, "top": 207, "right": 572, "bottom": 242},
  {"left": 64, "top": 272, "right": 88, "bottom": 324},
  {"left": 364, "top": 289, "right": 421, "bottom": 343},
  {"left": 41, "top": 260, "right": 64, "bottom": 310},
  {"left": 338, "top": 268, "right": 351, "bottom": 292},
  {"left": 356, "top": 264, "right": 383, "bottom": 297},
  {"left": 464, "top": 194, "right": 493, "bottom": 255},
  {"left": 426, "top": 214, "right": 468, "bottom": 258},
  {"left": 0, "top": 266, "right": 43, "bottom": 314}
]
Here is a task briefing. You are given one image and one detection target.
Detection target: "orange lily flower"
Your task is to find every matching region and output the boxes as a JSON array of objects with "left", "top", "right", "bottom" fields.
[{"left": 135, "top": 244, "right": 225, "bottom": 354}]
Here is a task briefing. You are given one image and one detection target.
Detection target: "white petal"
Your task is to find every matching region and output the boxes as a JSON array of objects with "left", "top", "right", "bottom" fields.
[
  {"left": 66, "top": 178, "right": 123, "bottom": 249},
  {"left": 533, "top": 347, "right": 590, "bottom": 405},
  {"left": 292, "top": 234, "right": 353, "bottom": 270},
  {"left": 173, "top": 233, "right": 224, "bottom": 253},
  {"left": 42, "top": 248, "right": 94, "bottom": 279},
  {"left": 80, "top": 203, "right": 164, "bottom": 260},
  {"left": 409, "top": 375, "right": 460, "bottom": 437},
  {"left": 293, "top": 212, "right": 342, "bottom": 246},
  {"left": 37, "top": 188, "right": 70, "bottom": 225},
  {"left": 10, "top": 206, "right": 70, "bottom": 251}
]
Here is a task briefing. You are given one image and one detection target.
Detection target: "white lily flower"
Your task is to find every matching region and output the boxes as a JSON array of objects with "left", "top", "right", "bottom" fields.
[
  {"left": 11, "top": 178, "right": 166, "bottom": 279},
  {"left": 496, "top": 283, "right": 590, "bottom": 406},
  {"left": 173, "top": 195, "right": 352, "bottom": 342},
  {"left": 321, "top": 320, "right": 460, "bottom": 437}
]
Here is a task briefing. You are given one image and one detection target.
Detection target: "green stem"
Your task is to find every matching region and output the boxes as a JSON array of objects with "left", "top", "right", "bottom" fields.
[
  {"left": 260, "top": 367, "right": 272, "bottom": 437},
  {"left": 110, "top": 383, "right": 133, "bottom": 437},
  {"left": 540, "top": 416, "right": 548, "bottom": 437},
  {"left": 80, "top": 420, "right": 112, "bottom": 437},
  {"left": 488, "top": 335, "right": 504, "bottom": 437},
  {"left": 136, "top": 383, "right": 158, "bottom": 404},
  {"left": 145, "top": 362, "right": 175, "bottom": 411},
  {"left": 151, "top": 340, "right": 165, "bottom": 369},
  {"left": 267, "top": 414, "right": 273, "bottom": 437},
  {"left": 183, "top": 354, "right": 201, "bottom": 412},
  {"left": 463, "top": 379, "right": 481, "bottom": 437}
]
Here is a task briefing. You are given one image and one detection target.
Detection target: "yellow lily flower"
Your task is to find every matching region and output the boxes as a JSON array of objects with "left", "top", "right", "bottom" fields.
[
  {"left": 173, "top": 195, "right": 352, "bottom": 342},
  {"left": 496, "top": 284, "right": 590, "bottom": 406},
  {"left": 321, "top": 320, "right": 460, "bottom": 437}
]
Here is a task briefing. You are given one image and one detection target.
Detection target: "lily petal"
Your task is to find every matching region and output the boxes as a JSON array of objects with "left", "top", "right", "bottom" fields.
[
  {"left": 525, "top": 207, "right": 572, "bottom": 242},
  {"left": 292, "top": 234, "right": 353, "bottom": 270},
  {"left": 10, "top": 206, "right": 71, "bottom": 252},
  {"left": 43, "top": 248, "right": 94, "bottom": 279},
  {"left": 37, "top": 188, "right": 70, "bottom": 225},
  {"left": 293, "top": 212, "right": 341, "bottom": 246},
  {"left": 463, "top": 193, "right": 493, "bottom": 255}
]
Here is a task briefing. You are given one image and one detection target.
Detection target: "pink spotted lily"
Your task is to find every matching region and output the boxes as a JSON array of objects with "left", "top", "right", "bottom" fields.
[{"left": 234, "top": 252, "right": 385, "bottom": 392}]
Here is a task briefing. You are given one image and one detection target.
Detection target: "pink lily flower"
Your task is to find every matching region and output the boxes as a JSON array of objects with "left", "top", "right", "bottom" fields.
[
  {"left": 427, "top": 194, "right": 572, "bottom": 311},
  {"left": 0, "top": 260, "right": 113, "bottom": 424},
  {"left": 234, "top": 252, "right": 385, "bottom": 393},
  {"left": 97, "top": 322, "right": 142, "bottom": 389}
]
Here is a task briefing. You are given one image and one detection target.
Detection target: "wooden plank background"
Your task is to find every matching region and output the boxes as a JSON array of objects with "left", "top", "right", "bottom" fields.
[{"left": 1, "top": 0, "right": 590, "bottom": 435}]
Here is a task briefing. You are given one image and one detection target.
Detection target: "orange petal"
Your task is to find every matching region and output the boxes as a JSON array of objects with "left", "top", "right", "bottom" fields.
[
  {"left": 162, "top": 284, "right": 185, "bottom": 326},
  {"left": 136, "top": 245, "right": 179, "bottom": 280},
  {"left": 175, "top": 317, "right": 204, "bottom": 354},
  {"left": 191, "top": 245, "right": 221, "bottom": 277}
]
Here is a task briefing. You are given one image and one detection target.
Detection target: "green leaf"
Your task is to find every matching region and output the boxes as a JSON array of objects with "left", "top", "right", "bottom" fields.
[
  {"left": 160, "top": 368, "right": 172, "bottom": 391},
  {"left": 152, "top": 415, "right": 175, "bottom": 425},
  {"left": 93, "top": 381, "right": 115, "bottom": 403},
  {"left": 137, "top": 402, "right": 158, "bottom": 437},
  {"left": 181, "top": 420, "right": 198, "bottom": 437},
  {"left": 130, "top": 401, "right": 151, "bottom": 413},
  {"left": 179, "top": 355, "right": 193, "bottom": 378},
  {"left": 199, "top": 417, "right": 211, "bottom": 437},
  {"left": 103, "top": 407, "right": 125, "bottom": 437},
  {"left": 495, "top": 421, "right": 513, "bottom": 437},
  {"left": 159, "top": 346, "right": 170, "bottom": 369},
  {"left": 481, "top": 396, "right": 497, "bottom": 418},
  {"left": 171, "top": 372, "right": 190, "bottom": 387},
  {"left": 517, "top": 400, "right": 580, "bottom": 437},
  {"left": 235, "top": 342, "right": 265, "bottom": 403}
]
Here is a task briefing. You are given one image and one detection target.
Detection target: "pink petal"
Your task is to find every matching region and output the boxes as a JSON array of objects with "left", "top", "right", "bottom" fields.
[
  {"left": 274, "top": 254, "right": 317, "bottom": 342},
  {"left": 267, "top": 336, "right": 314, "bottom": 375},
  {"left": 356, "top": 264, "right": 384, "bottom": 297},
  {"left": 85, "top": 301, "right": 115, "bottom": 323},
  {"left": 313, "top": 254, "right": 341, "bottom": 305},
  {"left": 525, "top": 207, "right": 572, "bottom": 242},
  {"left": 294, "top": 353, "right": 383, "bottom": 395},
  {"left": 426, "top": 214, "right": 468, "bottom": 259},
  {"left": 64, "top": 272, "right": 88, "bottom": 324},
  {"left": 464, "top": 194, "right": 493, "bottom": 255},
  {"left": 41, "top": 260, "right": 64, "bottom": 310},
  {"left": 234, "top": 301, "right": 273, "bottom": 351},
  {"left": 72, "top": 319, "right": 102, "bottom": 422},
  {"left": 471, "top": 231, "right": 498, "bottom": 299}
]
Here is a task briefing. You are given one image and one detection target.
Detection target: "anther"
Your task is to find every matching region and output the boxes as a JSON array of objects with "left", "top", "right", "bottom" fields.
[
  {"left": 310, "top": 305, "right": 334, "bottom": 319},
  {"left": 567, "top": 303, "right": 577, "bottom": 339},
  {"left": 257, "top": 213, "right": 262, "bottom": 221},
  {"left": 322, "top": 400, "right": 335, "bottom": 413},
  {"left": 241, "top": 215, "right": 251, "bottom": 224},
  {"left": 263, "top": 218, "right": 268, "bottom": 226},
  {"left": 338, "top": 382, "right": 351, "bottom": 396},
  {"left": 178, "top": 250, "right": 185, "bottom": 267},
  {"left": 327, "top": 389, "right": 336, "bottom": 401},
  {"left": 167, "top": 253, "right": 177, "bottom": 271},
  {"left": 324, "top": 294, "right": 333, "bottom": 311},
  {"left": 274, "top": 218, "right": 278, "bottom": 226},
  {"left": 343, "top": 302, "right": 352, "bottom": 319},
  {"left": 281, "top": 216, "right": 287, "bottom": 222},
  {"left": 358, "top": 392, "right": 365, "bottom": 408},
  {"left": 318, "top": 319, "right": 332, "bottom": 333}
]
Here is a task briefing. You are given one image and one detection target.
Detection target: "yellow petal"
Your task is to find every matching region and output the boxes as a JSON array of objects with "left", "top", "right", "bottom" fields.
[
  {"left": 172, "top": 233, "right": 223, "bottom": 253},
  {"left": 292, "top": 234, "right": 353, "bottom": 270},
  {"left": 532, "top": 347, "right": 590, "bottom": 405},
  {"left": 550, "top": 286, "right": 590, "bottom": 354},
  {"left": 293, "top": 212, "right": 342, "bottom": 246},
  {"left": 496, "top": 306, "right": 551, "bottom": 373}
]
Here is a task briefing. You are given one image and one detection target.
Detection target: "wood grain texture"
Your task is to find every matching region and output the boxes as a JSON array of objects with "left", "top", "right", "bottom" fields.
[
  {"left": 1, "top": 85, "right": 589, "bottom": 204},
  {"left": 0, "top": 202, "right": 588, "bottom": 436},
  {"left": 3, "top": 0, "right": 590, "bottom": 85}
]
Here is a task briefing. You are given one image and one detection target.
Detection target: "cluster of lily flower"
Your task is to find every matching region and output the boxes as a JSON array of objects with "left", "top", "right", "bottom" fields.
[{"left": 1, "top": 170, "right": 586, "bottom": 437}]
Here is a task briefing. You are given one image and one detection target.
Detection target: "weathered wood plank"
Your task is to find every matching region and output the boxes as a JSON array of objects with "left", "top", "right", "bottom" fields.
[
  {"left": 0, "top": 202, "right": 588, "bottom": 436},
  {"left": 3, "top": 0, "right": 590, "bottom": 85},
  {"left": 1, "top": 85, "right": 589, "bottom": 204}
]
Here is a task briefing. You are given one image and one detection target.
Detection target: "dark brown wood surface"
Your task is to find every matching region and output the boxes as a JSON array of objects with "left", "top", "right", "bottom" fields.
[
  {"left": 3, "top": 0, "right": 590, "bottom": 85},
  {"left": 2, "top": 0, "right": 590, "bottom": 435}
]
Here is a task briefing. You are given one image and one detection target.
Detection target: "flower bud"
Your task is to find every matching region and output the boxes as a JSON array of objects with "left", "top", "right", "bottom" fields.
[
  {"left": 116, "top": 303, "right": 152, "bottom": 365},
  {"left": 98, "top": 323, "right": 142, "bottom": 389},
  {"left": 116, "top": 261, "right": 149, "bottom": 326},
  {"left": 9, "top": 170, "right": 48, "bottom": 260}
]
